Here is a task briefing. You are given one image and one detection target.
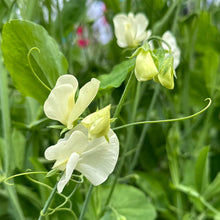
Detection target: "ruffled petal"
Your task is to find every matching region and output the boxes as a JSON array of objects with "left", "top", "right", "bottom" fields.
[
  {"left": 162, "top": 31, "right": 181, "bottom": 69},
  {"left": 44, "top": 75, "right": 79, "bottom": 125},
  {"left": 135, "top": 13, "right": 149, "bottom": 38},
  {"left": 67, "top": 78, "right": 100, "bottom": 129},
  {"left": 113, "top": 14, "right": 128, "bottom": 45},
  {"left": 44, "top": 130, "right": 88, "bottom": 170},
  {"left": 76, "top": 129, "right": 119, "bottom": 185},
  {"left": 57, "top": 152, "right": 80, "bottom": 193},
  {"left": 43, "top": 84, "right": 75, "bottom": 125},
  {"left": 55, "top": 75, "right": 78, "bottom": 89}
]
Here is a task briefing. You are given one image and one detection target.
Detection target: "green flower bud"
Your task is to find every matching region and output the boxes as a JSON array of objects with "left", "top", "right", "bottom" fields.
[
  {"left": 154, "top": 55, "right": 175, "bottom": 89},
  {"left": 134, "top": 48, "right": 158, "bottom": 81},
  {"left": 81, "top": 105, "right": 111, "bottom": 141}
]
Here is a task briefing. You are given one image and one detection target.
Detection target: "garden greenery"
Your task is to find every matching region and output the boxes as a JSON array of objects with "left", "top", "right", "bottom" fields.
[{"left": 0, "top": 0, "right": 220, "bottom": 220}]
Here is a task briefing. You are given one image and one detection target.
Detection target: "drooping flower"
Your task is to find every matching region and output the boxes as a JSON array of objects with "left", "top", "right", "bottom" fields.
[
  {"left": 154, "top": 55, "right": 175, "bottom": 89},
  {"left": 81, "top": 105, "right": 111, "bottom": 141},
  {"left": 134, "top": 48, "right": 158, "bottom": 81},
  {"left": 44, "top": 75, "right": 100, "bottom": 129},
  {"left": 113, "top": 12, "right": 151, "bottom": 48},
  {"left": 162, "top": 31, "right": 181, "bottom": 69},
  {"left": 45, "top": 124, "right": 119, "bottom": 193}
]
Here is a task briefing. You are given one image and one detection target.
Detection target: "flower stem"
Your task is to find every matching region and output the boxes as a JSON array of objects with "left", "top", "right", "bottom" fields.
[
  {"left": 113, "top": 71, "right": 134, "bottom": 119},
  {"left": 128, "top": 85, "right": 160, "bottom": 174},
  {"left": 38, "top": 181, "right": 58, "bottom": 220},
  {"left": 79, "top": 184, "right": 94, "bottom": 220}
]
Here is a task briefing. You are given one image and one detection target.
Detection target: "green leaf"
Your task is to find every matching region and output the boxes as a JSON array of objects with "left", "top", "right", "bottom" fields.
[
  {"left": 11, "top": 129, "right": 26, "bottom": 170},
  {"left": 98, "top": 59, "right": 135, "bottom": 90},
  {"left": 195, "top": 146, "right": 210, "bottom": 193},
  {"left": 203, "top": 172, "right": 220, "bottom": 200},
  {"left": 100, "top": 184, "right": 157, "bottom": 220},
  {"left": 135, "top": 171, "right": 169, "bottom": 212},
  {"left": 2, "top": 19, "right": 68, "bottom": 105}
]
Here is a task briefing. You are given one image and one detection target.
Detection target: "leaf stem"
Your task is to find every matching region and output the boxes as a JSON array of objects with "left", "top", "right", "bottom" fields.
[{"left": 79, "top": 184, "right": 94, "bottom": 220}]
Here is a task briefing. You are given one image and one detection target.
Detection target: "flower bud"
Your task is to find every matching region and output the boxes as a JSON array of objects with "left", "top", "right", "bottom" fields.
[
  {"left": 134, "top": 48, "right": 158, "bottom": 81},
  {"left": 154, "top": 56, "right": 175, "bottom": 89},
  {"left": 81, "top": 105, "right": 111, "bottom": 141}
]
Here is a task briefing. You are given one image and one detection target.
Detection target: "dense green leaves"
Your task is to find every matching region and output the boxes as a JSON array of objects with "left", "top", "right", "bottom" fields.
[{"left": 2, "top": 20, "right": 68, "bottom": 104}]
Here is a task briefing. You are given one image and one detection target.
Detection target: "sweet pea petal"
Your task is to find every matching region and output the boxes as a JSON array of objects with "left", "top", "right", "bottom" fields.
[
  {"left": 44, "top": 75, "right": 79, "bottom": 125},
  {"left": 55, "top": 74, "right": 78, "bottom": 88},
  {"left": 76, "top": 129, "right": 119, "bottom": 185},
  {"left": 67, "top": 78, "right": 100, "bottom": 129},
  {"left": 43, "top": 84, "right": 75, "bottom": 125},
  {"left": 57, "top": 152, "right": 80, "bottom": 193},
  {"left": 44, "top": 130, "right": 88, "bottom": 170},
  {"left": 135, "top": 13, "right": 149, "bottom": 38},
  {"left": 113, "top": 14, "right": 128, "bottom": 45}
]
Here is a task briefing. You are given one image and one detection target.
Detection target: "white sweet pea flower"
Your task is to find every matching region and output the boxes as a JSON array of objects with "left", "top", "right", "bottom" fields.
[
  {"left": 44, "top": 75, "right": 100, "bottom": 129},
  {"left": 113, "top": 12, "right": 151, "bottom": 48},
  {"left": 45, "top": 124, "right": 119, "bottom": 193},
  {"left": 162, "top": 31, "right": 181, "bottom": 69}
]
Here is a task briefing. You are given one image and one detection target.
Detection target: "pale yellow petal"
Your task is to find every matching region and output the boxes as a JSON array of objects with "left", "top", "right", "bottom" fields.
[{"left": 67, "top": 78, "right": 100, "bottom": 129}]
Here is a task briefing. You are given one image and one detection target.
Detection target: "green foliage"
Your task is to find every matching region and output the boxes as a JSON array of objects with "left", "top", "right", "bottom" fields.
[
  {"left": 2, "top": 19, "right": 68, "bottom": 104},
  {"left": 99, "top": 59, "right": 135, "bottom": 90},
  {"left": 0, "top": 0, "right": 220, "bottom": 220},
  {"left": 100, "top": 184, "right": 157, "bottom": 220}
]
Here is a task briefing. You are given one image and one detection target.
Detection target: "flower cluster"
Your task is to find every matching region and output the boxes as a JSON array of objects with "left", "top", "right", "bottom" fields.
[
  {"left": 44, "top": 75, "right": 119, "bottom": 193},
  {"left": 113, "top": 12, "right": 181, "bottom": 89}
]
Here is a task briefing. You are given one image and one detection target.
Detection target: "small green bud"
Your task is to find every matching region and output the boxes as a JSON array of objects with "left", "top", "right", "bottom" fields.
[
  {"left": 81, "top": 105, "right": 111, "bottom": 141},
  {"left": 154, "top": 55, "right": 175, "bottom": 89},
  {"left": 134, "top": 48, "right": 158, "bottom": 81}
]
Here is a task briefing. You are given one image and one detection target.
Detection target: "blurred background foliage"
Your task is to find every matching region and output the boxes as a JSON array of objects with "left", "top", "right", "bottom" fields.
[{"left": 0, "top": 0, "right": 220, "bottom": 219}]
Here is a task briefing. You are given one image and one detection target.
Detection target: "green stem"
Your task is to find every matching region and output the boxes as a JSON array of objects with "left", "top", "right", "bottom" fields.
[
  {"left": 38, "top": 181, "right": 58, "bottom": 220},
  {"left": 124, "top": 81, "right": 141, "bottom": 167},
  {"left": 128, "top": 85, "right": 160, "bottom": 174},
  {"left": 113, "top": 98, "right": 211, "bottom": 131},
  {"left": 79, "top": 184, "right": 94, "bottom": 220},
  {"left": 113, "top": 71, "right": 134, "bottom": 119}
]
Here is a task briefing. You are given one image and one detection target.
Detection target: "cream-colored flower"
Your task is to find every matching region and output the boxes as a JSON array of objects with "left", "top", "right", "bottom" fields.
[
  {"left": 81, "top": 105, "right": 111, "bottom": 141},
  {"left": 113, "top": 12, "right": 151, "bottom": 48},
  {"left": 162, "top": 31, "right": 181, "bottom": 69},
  {"left": 134, "top": 48, "right": 158, "bottom": 81},
  {"left": 45, "top": 124, "right": 119, "bottom": 193},
  {"left": 44, "top": 75, "right": 100, "bottom": 129}
]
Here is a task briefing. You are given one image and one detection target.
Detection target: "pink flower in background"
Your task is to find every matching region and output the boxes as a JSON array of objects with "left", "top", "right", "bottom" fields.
[{"left": 76, "top": 26, "right": 90, "bottom": 48}]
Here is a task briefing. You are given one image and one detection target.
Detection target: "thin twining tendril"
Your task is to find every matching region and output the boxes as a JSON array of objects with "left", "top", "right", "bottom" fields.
[
  {"left": 4, "top": 170, "right": 82, "bottom": 217},
  {"left": 27, "top": 47, "right": 51, "bottom": 92},
  {"left": 113, "top": 98, "right": 212, "bottom": 131},
  {"left": 3, "top": 171, "right": 47, "bottom": 185}
]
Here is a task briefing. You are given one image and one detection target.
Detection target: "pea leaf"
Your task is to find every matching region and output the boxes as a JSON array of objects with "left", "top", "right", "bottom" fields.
[
  {"left": 98, "top": 59, "right": 135, "bottom": 90},
  {"left": 195, "top": 146, "right": 210, "bottom": 193},
  {"left": 100, "top": 184, "right": 157, "bottom": 220},
  {"left": 2, "top": 19, "right": 68, "bottom": 105}
]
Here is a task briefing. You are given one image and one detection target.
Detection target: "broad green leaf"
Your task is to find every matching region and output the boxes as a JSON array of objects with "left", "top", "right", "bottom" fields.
[
  {"left": 135, "top": 171, "right": 169, "bottom": 212},
  {"left": 100, "top": 184, "right": 157, "bottom": 220},
  {"left": 195, "top": 146, "right": 210, "bottom": 193},
  {"left": 203, "top": 172, "right": 220, "bottom": 200},
  {"left": 98, "top": 59, "right": 135, "bottom": 90},
  {"left": 2, "top": 19, "right": 68, "bottom": 105}
]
